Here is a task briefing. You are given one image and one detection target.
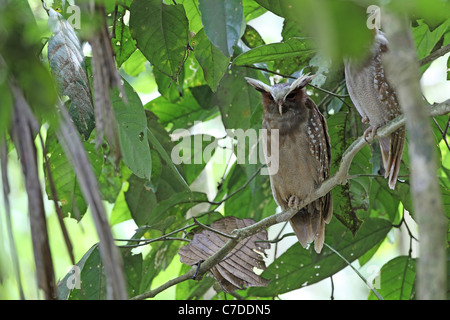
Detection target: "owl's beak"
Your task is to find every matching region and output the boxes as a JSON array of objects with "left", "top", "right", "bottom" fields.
[{"left": 278, "top": 101, "right": 283, "bottom": 115}]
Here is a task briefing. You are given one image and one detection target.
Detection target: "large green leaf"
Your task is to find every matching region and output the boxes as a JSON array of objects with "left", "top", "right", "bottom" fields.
[
  {"left": 130, "top": 0, "right": 189, "bottom": 80},
  {"left": 198, "top": 0, "right": 244, "bottom": 57},
  {"left": 233, "top": 37, "right": 315, "bottom": 66},
  {"left": 249, "top": 218, "right": 392, "bottom": 297},
  {"left": 112, "top": 79, "right": 152, "bottom": 181},
  {"left": 193, "top": 29, "right": 231, "bottom": 92},
  {"left": 368, "top": 256, "right": 416, "bottom": 300}
]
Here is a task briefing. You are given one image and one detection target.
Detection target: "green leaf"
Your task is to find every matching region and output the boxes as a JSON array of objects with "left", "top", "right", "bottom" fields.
[
  {"left": 125, "top": 174, "right": 157, "bottom": 227},
  {"left": 178, "top": 0, "right": 203, "bottom": 33},
  {"left": 198, "top": 0, "right": 244, "bottom": 57},
  {"left": 153, "top": 66, "right": 184, "bottom": 102},
  {"left": 368, "top": 256, "right": 416, "bottom": 300},
  {"left": 44, "top": 129, "right": 102, "bottom": 221},
  {"left": 193, "top": 29, "right": 231, "bottom": 92},
  {"left": 243, "top": 0, "right": 267, "bottom": 21},
  {"left": 176, "top": 263, "right": 215, "bottom": 299},
  {"left": 112, "top": 6, "right": 137, "bottom": 68},
  {"left": 172, "top": 134, "right": 218, "bottom": 184},
  {"left": 149, "top": 191, "right": 208, "bottom": 229},
  {"left": 255, "top": 0, "right": 372, "bottom": 60},
  {"left": 121, "top": 49, "right": 147, "bottom": 77},
  {"left": 61, "top": 245, "right": 144, "bottom": 300},
  {"left": 112, "top": 79, "right": 152, "bottom": 181},
  {"left": 413, "top": 19, "right": 450, "bottom": 62},
  {"left": 130, "top": 0, "right": 189, "bottom": 80},
  {"left": 213, "top": 65, "right": 262, "bottom": 130},
  {"left": 233, "top": 37, "right": 315, "bottom": 66},
  {"left": 67, "top": 245, "right": 106, "bottom": 300},
  {"left": 147, "top": 127, "right": 190, "bottom": 192},
  {"left": 242, "top": 24, "right": 266, "bottom": 49},
  {"left": 110, "top": 182, "right": 133, "bottom": 226},
  {"left": 0, "top": 78, "right": 12, "bottom": 135},
  {"left": 249, "top": 218, "right": 392, "bottom": 296},
  {"left": 145, "top": 89, "right": 217, "bottom": 131}
]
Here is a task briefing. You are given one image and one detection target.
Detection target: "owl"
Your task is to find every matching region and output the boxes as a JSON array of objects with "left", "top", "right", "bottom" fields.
[
  {"left": 245, "top": 74, "right": 333, "bottom": 253},
  {"left": 344, "top": 29, "right": 405, "bottom": 189}
]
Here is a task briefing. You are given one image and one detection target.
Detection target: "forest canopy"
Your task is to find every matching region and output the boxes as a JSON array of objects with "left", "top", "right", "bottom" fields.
[{"left": 0, "top": 0, "right": 449, "bottom": 300}]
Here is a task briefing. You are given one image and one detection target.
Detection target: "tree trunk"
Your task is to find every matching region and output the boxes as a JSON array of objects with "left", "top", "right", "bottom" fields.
[{"left": 382, "top": 12, "right": 447, "bottom": 300}]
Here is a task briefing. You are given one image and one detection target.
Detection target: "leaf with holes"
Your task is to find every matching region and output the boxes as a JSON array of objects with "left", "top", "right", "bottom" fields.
[
  {"left": 179, "top": 216, "right": 270, "bottom": 292},
  {"left": 112, "top": 79, "right": 152, "bottom": 181}
]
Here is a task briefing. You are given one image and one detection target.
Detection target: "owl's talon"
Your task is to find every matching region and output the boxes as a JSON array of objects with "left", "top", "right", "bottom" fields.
[
  {"left": 361, "top": 116, "right": 370, "bottom": 124},
  {"left": 288, "top": 195, "right": 300, "bottom": 209},
  {"left": 363, "top": 125, "right": 379, "bottom": 142}
]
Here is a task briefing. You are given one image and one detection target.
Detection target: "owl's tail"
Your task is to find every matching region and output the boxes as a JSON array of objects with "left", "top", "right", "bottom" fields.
[
  {"left": 379, "top": 126, "right": 405, "bottom": 189},
  {"left": 289, "top": 193, "right": 333, "bottom": 254}
]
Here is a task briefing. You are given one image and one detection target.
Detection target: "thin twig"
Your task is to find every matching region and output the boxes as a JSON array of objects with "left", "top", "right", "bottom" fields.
[
  {"left": 117, "top": 237, "right": 190, "bottom": 248},
  {"left": 419, "top": 43, "right": 450, "bottom": 66},
  {"left": 115, "top": 223, "right": 196, "bottom": 248},
  {"left": 392, "top": 209, "right": 419, "bottom": 242},
  {"left": 193, "top": 218, "right": 237, "bottom": 239},
  {"left": 323, "top": 243, "right": 384, "bottom": 300}
]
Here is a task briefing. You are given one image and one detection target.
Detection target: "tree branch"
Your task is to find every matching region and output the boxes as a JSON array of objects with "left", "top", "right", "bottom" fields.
[
  {"left": 419, "top": 43, "right": 450, "bottom": 66},
  {"left": 130, "top": 100, "right": 450, "bottom": 300}
]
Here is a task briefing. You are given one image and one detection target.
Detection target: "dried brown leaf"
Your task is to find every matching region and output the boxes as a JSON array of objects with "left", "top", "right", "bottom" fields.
[{"left": 179, "top": 216, "right": 270, "bottom": 292}]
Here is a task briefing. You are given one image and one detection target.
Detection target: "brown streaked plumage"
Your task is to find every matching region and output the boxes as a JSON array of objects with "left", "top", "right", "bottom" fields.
[
  {"left": 245, "top": 74, "right": 333, "bottom": 253},
  {"left": 344, "top": 29, "right": 405, "bottom": 189}
]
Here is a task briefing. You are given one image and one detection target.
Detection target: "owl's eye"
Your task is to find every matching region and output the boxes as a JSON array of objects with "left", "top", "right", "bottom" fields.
[
  {"left": 265, "top": 94, "right": 274, "bottom": 101},
  {"left": 285, "top": 93, "right": 296, "bottom": 100}
]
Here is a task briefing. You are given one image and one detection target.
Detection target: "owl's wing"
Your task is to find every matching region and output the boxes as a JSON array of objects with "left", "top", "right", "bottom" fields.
[
  {"left": 289, "top": 97, "right": 333, "bottom": 253},
  {"left": 308, "top": 100, "right": 333, "bottom": 223}
]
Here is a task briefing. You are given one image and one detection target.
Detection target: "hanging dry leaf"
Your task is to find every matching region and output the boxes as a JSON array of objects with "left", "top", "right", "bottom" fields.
[
  {"left": 47, "top": 8, "right": 95, "bottom": 140},
  {"left": 179, "top": 216, "right": 270, "bottom": 293}
]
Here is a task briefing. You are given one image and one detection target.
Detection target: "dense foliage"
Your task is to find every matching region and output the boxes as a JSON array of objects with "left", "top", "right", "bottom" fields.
[{"left": 0, "top": 0, "right": 449, "bottom": 300}]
